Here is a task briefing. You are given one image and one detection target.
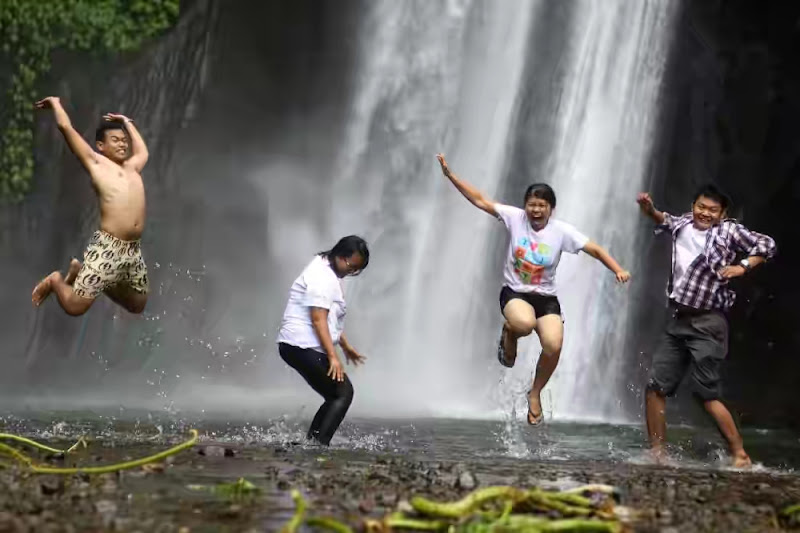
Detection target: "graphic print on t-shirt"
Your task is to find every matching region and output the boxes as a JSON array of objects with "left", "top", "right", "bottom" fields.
[{"left": 513, "top": 236, "right": 553, "bottom": 285}]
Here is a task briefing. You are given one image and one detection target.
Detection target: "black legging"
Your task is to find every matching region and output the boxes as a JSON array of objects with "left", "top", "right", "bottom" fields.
[{"left": 278, "top": 342, "right": 354, "bottom": 445}]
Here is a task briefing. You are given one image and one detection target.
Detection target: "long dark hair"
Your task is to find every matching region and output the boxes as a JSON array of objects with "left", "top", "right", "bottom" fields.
[{"left": 319, "top": 235, "right": 370, "bottom": 274}]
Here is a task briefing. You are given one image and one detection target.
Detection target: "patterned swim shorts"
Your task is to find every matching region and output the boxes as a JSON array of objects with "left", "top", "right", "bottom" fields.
[{"left": 73, "top": 230, "right": 149, "bottom": 299}]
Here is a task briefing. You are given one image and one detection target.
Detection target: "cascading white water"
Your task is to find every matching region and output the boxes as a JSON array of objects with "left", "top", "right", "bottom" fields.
[
  {"left": 531, "top": 1, "right": 678, "bottom": 421},
  {"left": 321, "top": 0, "right": 536, "bottom": 417},
  {"left": 308, "top": 0, "right": 678, "bottom": 421}
]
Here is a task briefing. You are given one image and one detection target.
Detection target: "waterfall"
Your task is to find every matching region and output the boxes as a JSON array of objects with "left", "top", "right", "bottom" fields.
[
  {"left": 309, "top": 0, "right": 677, "bottom": 420},
  {"left": 4, "top": 0, "right": 679, "bottom": 422},
  {"left": 316, "top": 0, "right": 536, "bottom": 417},
  {"left": 535, "top": 1, "right": 678, "bottom": 421}
]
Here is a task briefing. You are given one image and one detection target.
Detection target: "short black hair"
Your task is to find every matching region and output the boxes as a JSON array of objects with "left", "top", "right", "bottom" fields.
[
  {"left": 523, "top": 183, "right": 557, "bottom": 208},
  {"left": 320, "top": 235, "right": 370, "bottom": 274},
  {"left": 693, "top": 183, "right": 731, "bottom": 212},
  {"left": 95, "top": 120, "right": 127, "bottom": 143}
]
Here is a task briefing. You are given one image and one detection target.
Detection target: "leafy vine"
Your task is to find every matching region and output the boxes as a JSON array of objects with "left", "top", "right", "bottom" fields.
[{"left": 0, "top": 0, "right": 179, "bottom": 202}]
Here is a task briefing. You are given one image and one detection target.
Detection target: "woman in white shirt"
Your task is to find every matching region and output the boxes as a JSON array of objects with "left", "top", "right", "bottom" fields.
[
  {"left": 277, "top": 236, "right": 370, "bottom": 445},
  {"left": 436, "top": 154, "right": 631, "bottom": 425}
]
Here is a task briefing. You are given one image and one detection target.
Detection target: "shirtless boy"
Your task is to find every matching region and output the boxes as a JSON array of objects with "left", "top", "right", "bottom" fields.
[{"left": 31, "top": 96, "right": 149, "bottom": 316}]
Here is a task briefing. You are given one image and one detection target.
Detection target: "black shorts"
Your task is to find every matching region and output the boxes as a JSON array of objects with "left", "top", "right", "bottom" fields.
[
  {"left": 499, "top": 286, "right": 562, "bottom": 319},
  {"left": 647, "top": 303, "right": 728, "bottom": 401}
]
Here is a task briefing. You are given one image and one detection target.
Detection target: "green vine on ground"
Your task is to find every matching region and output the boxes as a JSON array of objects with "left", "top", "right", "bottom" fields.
[{"left": 0, "top": 0, "right": 180, "bottom": 203}]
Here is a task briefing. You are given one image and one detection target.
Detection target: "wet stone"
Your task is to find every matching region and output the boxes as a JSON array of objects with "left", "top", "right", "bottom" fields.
[
  {"left": 656, "top": 508, "right": 673, "bottom": 524},
  {"left": 439, "top": 473, "right": 457, "bottom": 487},
  {"left": 376, "top": 492, "right": 398, "bottom": 506},
  {"left": 114, "top": 518, "right": 134, "bottom": 531},
  {"left": 456, "top": 470, "right": 477, "bottom": 490},
  {"left": 198, "top": 445, "right": 226, "bottom": 457},
  {"left": 39, "top": 477, "right": 63, "bottom": 496},
  {"left": 94, "top": 500, "right": 118, "bottom": 527},
  {"left": 366, "top": 470, "right": 392, "bottom": 482},
  {"left": 731, "top": 502, "right": 749, "bottom": 513},
  {"left": 0, "top": 512, "right": 26, "bottom": 533},
  {"left": 358, "top": 498, "right": 375, "bottom": 514},
  {"left": 755, "top": 504, "right": 774, "bottom": 515}
]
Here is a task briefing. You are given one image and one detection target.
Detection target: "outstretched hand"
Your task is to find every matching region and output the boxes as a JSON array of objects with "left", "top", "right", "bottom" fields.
[
  {"left": 436, "top": 153, "right": 452, "bottom": 177},
  {"left": 636, "top": 192, "right": 655, "bottom": 213},
  {"left": 343, "top": 345, "right": 367, "bottom": 366},
  {"left": 616, "top": 270, "right": 632, "bottom": 283},
  {"left": 34, "top": 96, "right": 60, "bottom": 109},
  {"left": 104, "top": 113, "right": 132, "bottom": 123}
]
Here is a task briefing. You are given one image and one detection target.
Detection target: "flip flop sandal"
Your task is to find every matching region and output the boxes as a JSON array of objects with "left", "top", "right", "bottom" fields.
[
  {"left": 526, "top": 390, "right": 544, "bottom": 426},
  {"left": 496, "top": 327, "right": 514, "bottom": 368}
]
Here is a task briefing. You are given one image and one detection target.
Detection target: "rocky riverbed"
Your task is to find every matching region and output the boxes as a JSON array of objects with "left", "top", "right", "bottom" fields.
[{"left": 1, "top": 437, "right": 799, "bottom": 532}]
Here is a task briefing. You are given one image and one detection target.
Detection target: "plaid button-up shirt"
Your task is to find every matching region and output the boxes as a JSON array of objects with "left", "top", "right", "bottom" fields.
[{"left": 655, "top": 213, "right": 777, "bottom": 311}]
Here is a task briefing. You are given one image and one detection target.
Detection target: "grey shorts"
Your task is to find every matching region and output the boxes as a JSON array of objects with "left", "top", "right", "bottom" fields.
[{"left": 647, "top": 304, "right": 729, "bottom": 401}]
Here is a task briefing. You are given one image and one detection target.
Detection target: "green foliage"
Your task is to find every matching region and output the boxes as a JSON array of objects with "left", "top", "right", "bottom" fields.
[
  {"left": 0, "top": 0, "right": 180, "bottom": 202},
  {"left": 187, "top": 477, "right": 262, "bottom": 501}
]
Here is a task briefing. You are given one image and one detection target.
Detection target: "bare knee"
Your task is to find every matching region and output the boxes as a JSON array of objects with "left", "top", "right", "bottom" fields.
[
  {"left": 127, "top": 297, "right": 147, "bottom": 314},
  {"left": 534, "top": 315, "right": 563, "bottom": 356},
  {"left": 646, "top": 386, "right": 667, "bottom": 402},
  {"left": 503, "top": 300, "right": 536, "bottom": 337},
  {"left": 646, "top": 388, "right": 662, "bottom": 399},
  {"left": 540, "top": 341, "right": 562, "bottom": 358},
  {"left": 109, "top": 290, "right": 147, "bottom": 314},
  {"left": 508, "top": 318, "right": 535, "bottom": 337},
  {"left": 700, "top": 398, "right": 723, "bottom": 412},
  {"left": 64, "top": 298, "right": 93, "bottom": 316}
]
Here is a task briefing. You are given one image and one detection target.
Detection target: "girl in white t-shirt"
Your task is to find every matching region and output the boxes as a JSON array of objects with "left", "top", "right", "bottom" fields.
[
  {"left": 277, "top": 235, "right": 370, "bottom": 445},
  {"left": 437, "top": 154, "right": 631, "bottom": 425}
]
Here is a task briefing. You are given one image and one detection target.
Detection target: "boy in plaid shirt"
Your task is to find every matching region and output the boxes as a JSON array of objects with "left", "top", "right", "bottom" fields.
[{"left": 637, "top": 184, "right": 776, "bottom": 467}]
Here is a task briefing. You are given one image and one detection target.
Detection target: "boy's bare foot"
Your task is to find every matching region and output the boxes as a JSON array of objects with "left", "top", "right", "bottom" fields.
[
  {"left": 648, "top": 446, "right": 670, "bottom": 465},
  {"left": 732, "top": 450, "right": 752, "bottom": 468},
  {"left": 65, "top": 259, "right": 82, "bottom": 285},
  {"left": 32, "top": 272, "right": 58, "bottom": 306}
]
